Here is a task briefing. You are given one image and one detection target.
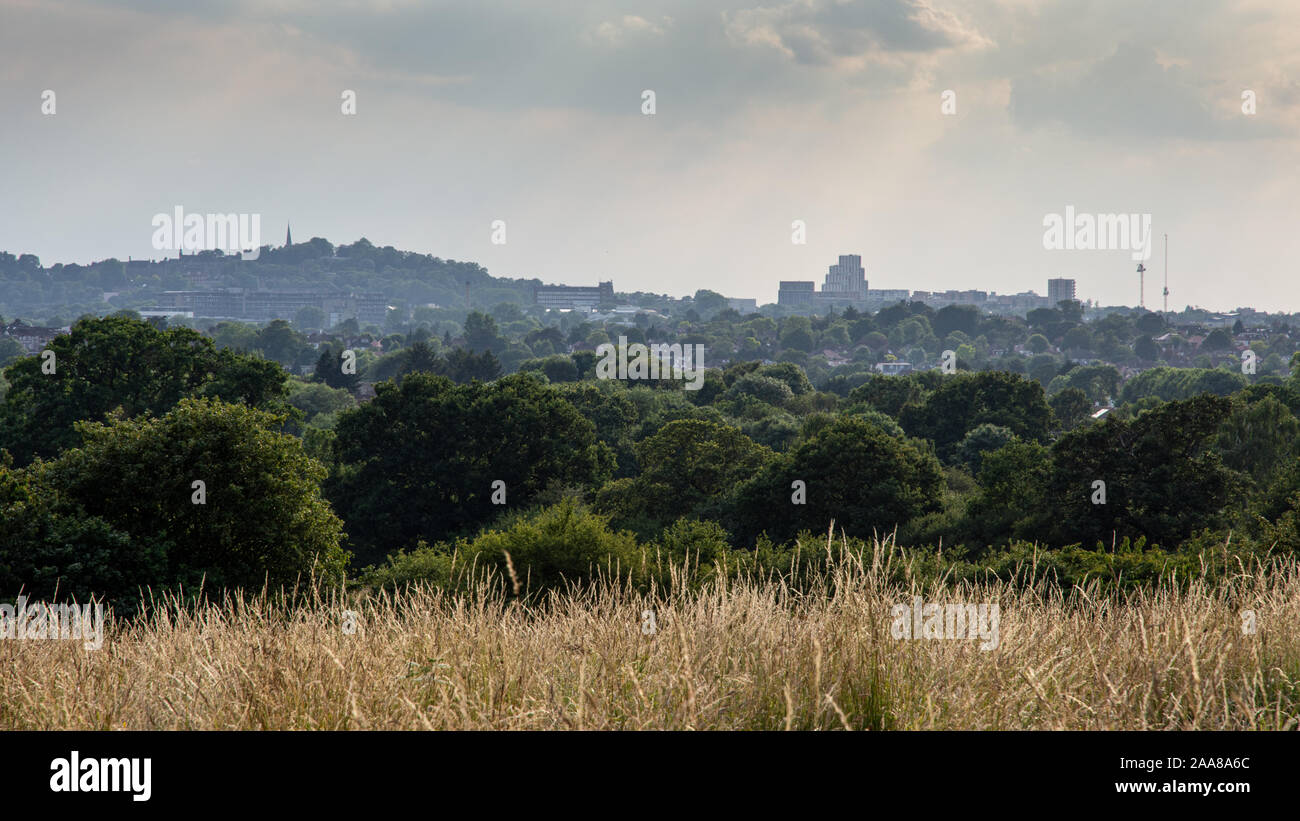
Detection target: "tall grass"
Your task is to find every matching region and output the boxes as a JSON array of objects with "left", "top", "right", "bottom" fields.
[{"left": 1, "top": 534, "right": 1297, "bottom": 730}]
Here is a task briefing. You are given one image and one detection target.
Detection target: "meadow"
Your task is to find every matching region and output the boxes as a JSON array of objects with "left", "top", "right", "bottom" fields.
[{"left": 3, "top": 535, "right": 1296, "bottom": 731}]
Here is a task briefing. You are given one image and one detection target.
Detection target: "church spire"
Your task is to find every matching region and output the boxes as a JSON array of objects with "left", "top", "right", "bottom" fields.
[{"left": 285, "top": 222, "right": 292, "bottom": 248}]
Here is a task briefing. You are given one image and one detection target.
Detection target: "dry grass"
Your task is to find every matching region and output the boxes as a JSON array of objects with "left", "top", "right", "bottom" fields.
[{"left": 2, "top": 536, "right": 1298, "bottom": 730}]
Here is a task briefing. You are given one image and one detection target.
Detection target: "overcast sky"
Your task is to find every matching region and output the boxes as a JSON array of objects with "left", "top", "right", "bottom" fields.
[{"left": 2, "top": 0, "right": 1298, "bottom": 311}]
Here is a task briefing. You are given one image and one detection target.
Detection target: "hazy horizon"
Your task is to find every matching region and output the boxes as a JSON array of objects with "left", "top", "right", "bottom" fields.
[{"left": 3, "top": 0, "right": 1298, "bottom": 312}]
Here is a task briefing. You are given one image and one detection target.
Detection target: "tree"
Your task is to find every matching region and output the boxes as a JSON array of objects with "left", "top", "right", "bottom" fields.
[
  {"left": 933, "top": 305, "right": 979, "bottom": 338},
  {"left": 1027, "top": 333, "right": 1050, "bottom": 353},
  {"left": 440, "top": 347, "right": 502, "bottom": 383},
  {"left": 556, "top": 381, "right": 640, "bottom": 475},
  {"left": 0, "top": 398, "right": 346, "bottom": 606},
  {"left": 0, "top": 338, "right": 24, "bottom": 367},
  {"left": 1049, "top": 387, "right": 1092, "bottom": 431},
  {"left": 597, "top": 419, "right": 773, "bottom": 535},
  {"left": 1202, "top": 328, "right": 1233, "bottom": 351},
  {"left": 961, "top": 440, "right": 1052, "bottom": 551},
  {"left": 520, "top": 355, "right": 580, "bottom": 384},
  {"left": 1062, "top": 325, "right": 1092, "bottom": 352},
  {"left": 1119, "top": 367, "right": 1246, "bottom": 405},
  {"left": 288, "top": 381, "right": 355, "bottom": 425},
  {"left": 1134, "top": 334, "right": 1159, "bottom": 361},
  {"left": 779, "top": 326, "right": 815, "bottom": 353},
  {"left": 847, "top": 374, "right": 931, "bottom": 417},
  {"left": 1057, "top": 300, "right": 1084, "bottom": 323},
  {"left": 314, "top": 345, "right": 362, "bottom": 391},
  {"left": 0, "top": 315, "right": 289, "bottom": 465},
  {"left": 397, "top": 340, "right": 439, "bottom": 381},
  {"left": 754, "top": 362, "right": 814, "bottom": 395},
  {"left": 293, "top": 305, "right": 328, "bottom": 332},
  {"left": 1038, "top": 395, "right": 1238, "bottom": 549},
  {"left": 256, "top": 319, "right": 309, "bottom": 367},
  {"left": 327, "top": 373, "right": 615, "bottom": 565},
  {"left": 898, "top": 371, "right": 1053, "bottom": 462},
  {"left": 1135, "top": 312, "right": 1165, "bottom": 335},
  {"left": 463, "top": 311, "right": 505, "bottom": 354},
  {"left": 725, "top": 373, "right": 794, "bottom": 407},
  {"left": 956, "top": 423, "right": 1016, "bottom": 474},
  {"left": 726, "top": 416, "right": 943, "bottom": 545},
  {"left": 211, "top": 321, "right": 260, "bottom": 352},
  {"left": 1214, "top": 395, "right": 1300, "bottom": 487},
  {"left": 693, "top": 289, "right": 729, "bottom": 318}
]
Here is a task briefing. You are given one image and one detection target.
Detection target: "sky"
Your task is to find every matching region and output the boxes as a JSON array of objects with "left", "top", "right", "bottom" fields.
[{"left": 2, "top": 0, "right": 1298, "bottom": 311}]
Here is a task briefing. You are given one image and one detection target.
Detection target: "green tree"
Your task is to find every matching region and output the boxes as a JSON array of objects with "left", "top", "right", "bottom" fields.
[
  {"left": 725, "top": 373, "right": 794, "bottom": 407},
  {"left": 288, "top": 381, "right": 355, "bottom": 426},
  {"left": 0, "top": 398, "right": 346, "bottom": 606},
  {"left": 1134, "top": 334, "right": 1159, "bottom": 361},
  {"left": 0, "top": 315, "right": 289, "bottom": 465},
  {"left": 314, "top": 345, "right": 362, "bottom": 391},
  {"left": 0, "top": 338, "right": 25, "bottom": 368},
  {"left": 1049, "top": 387, "right": 1093, "bottom": 431},
  {"left": 327, "top": 373, "right": 614, "bottom": 565},
  {"left": 1038, "top": 395, "right": 1238, "bottom": 549},
  {"left": 255, "top": 319, "right": 310, "bottom": 367},
  {"left": 898, "top": 371, "right": 1053, "bottom": 462},
  {"left": 596, "top": 419, "right": 773, "bottom": 535},
  {"left": 960, "top": 440, "right": 1052, "bottom": 551},
  {"left": 1202, "top": 329, "right": 1233, "bottom": 351},
  {"left": 956, "top": 423, "right": 1016, "bottom": 474},
  {"left": 727, "top": 416, "right": 943, "bottom": 545},
  {"left": 1214, "top": 395, "right": 1300, "bottom": 487},
  {"left": 464, "top": 311, "right": 506, "bottom": 354}
]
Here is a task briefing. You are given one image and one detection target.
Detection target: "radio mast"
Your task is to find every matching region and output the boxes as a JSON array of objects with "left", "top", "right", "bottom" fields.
[{"left": 1162, "top": 233, "right": 1169, "bottom": 314}]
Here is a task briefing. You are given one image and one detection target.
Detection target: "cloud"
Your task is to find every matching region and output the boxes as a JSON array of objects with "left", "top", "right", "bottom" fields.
[
  {"left": 1010, "top": 43, "right": 1246, "bottom": 139},
  {"left": 584, "top": 15, "right": 672, "bottom": 47},
  {"left": 724, "top": 0, "right": 990, "bottom": 66}
]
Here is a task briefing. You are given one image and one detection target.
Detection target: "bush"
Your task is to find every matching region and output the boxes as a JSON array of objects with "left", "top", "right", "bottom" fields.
[
  {"left": 657, "top": 518, "right": 733, "bottom": 570},
  {"left": 366, "top": 499, "right": 650, "bottom": 596}
]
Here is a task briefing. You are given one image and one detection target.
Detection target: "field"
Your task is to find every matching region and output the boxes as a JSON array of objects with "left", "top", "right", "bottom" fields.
[{"left": 3, "top": 538, "right": 1298, "bottom": 731}]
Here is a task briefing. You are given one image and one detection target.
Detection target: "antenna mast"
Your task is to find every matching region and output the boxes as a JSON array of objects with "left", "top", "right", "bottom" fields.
[
  {"left": 1136, "top": 262, "right": 1146, "bottom": 309},
  {"left": 1162, "top": 233, "right": 1169, "bottom": 314}
]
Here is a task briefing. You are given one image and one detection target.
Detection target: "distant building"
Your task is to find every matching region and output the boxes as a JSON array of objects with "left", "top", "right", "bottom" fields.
[
  {"left": 820, "top": 254, "right": 868, "bottom": 302},
  {"left": 138, "top": 310, "right": 194, "bottom": 319},
  {"left": 726, "top": 297, "right": 758, "bottom": 313},
  {"left": 987, "top": 291, "right": 1051, "bottom": 313},
  {"left": 914, "top": 289, "right": 988, "bottom": 309},
  {"left": 874, "top": 361, "right": 913, "bottom": 375},
  {"left": 534, "top": 281, "right": 614, "bottom": 310},
  {"left": 161, "top": 288, "right": 387, "bottom": 325},
  {"left": 777, "top": 280, "right": 816, "bottom": 306},
  {"left": 778, "top": 255, "right": 869, "bottom": 308},
  {"left": 1, "top": 320, "right": 67, "bottom": 353},
  {"left": 1047, "top": 278, "right": 1077, "bottom": 305},
  {"left": 866, "top": 289, "right": 911, "bottom": 310}
]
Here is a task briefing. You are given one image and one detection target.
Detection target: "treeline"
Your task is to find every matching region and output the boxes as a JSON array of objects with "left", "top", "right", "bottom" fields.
[
  {"left": 3, "top": 314, "right": 1300, "bottom": 610},
  {"left": 0, "top": 237, "right": 538, "bottom": 322}
]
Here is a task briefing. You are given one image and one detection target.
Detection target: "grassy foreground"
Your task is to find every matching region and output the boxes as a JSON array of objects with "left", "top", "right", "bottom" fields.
[{"left": 2, "top": 538, "right": 1298, "bottom": 730}]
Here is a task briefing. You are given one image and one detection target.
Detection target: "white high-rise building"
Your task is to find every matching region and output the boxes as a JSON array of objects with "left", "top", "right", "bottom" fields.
[{"left": 822, "top": 254, "right": 868, "bottom": 301}]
